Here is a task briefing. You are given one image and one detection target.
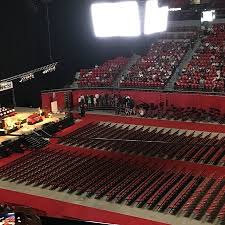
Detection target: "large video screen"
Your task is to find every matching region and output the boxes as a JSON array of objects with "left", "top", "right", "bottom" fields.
[
  {"left": 144, "top": 0, "right": 168, "bottom": 35},
  {"left": 91, "top": 1, "right": 141, "bottom": 37}
]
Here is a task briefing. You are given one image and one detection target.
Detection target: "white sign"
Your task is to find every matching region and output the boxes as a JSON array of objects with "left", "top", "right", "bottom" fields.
[
  {"left": 51, "top": 101, "right": 58, "bottom": 113},
  {"left": 0, "top": 81, "right": 13, "bottom": 92}
]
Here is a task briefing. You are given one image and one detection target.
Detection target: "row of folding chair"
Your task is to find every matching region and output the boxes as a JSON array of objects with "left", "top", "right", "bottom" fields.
[
  {"left": 192, "top": 177, "right": 225, "bottom": 220},
  {"left": 61, "top": 122, "right": 225, "bottom": 166},
  {"left": 3, "top": 144, "right": 225, "bottom": 222}
]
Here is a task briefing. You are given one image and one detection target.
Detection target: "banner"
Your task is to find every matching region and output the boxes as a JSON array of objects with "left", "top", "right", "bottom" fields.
[{"left": 0, "top": 81, "right": 13, "bottom": 92}]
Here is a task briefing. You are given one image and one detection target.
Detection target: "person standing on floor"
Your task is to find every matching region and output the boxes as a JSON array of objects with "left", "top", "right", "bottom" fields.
[
  {"left": 87, "top": 95, "right": 92, "bottom": 109},
  {"left": 93, "top": 97, "right": 97, "bottom": 108},
  {"left": 80, "top": 103, "right": 86, "bottom": 117}
]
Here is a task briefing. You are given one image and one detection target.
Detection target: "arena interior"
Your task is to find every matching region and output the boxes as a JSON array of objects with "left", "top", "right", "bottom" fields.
[{"left": 1, "top": 1, "right": 225, "bottom": 225}]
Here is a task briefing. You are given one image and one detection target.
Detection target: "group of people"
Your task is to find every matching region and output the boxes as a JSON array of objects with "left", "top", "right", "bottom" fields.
[
  {"left": 78, "top": 93, "right": 136, "bottom": 116},
  {"left": 122, "top": 40, "right": 190, "bottom": 86},
  {"left": 78, "top": 57, "right": 128, "bottom": 87},
  {"left": 76, "top": 93, "right": 225, "bottom": 123},
  {"left": 176, "top": 23, "right": 225, "bottom": 91}
]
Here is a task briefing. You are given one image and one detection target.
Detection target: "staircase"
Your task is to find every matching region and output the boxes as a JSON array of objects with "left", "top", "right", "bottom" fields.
[
  {"left": 114, "top": 54, "right": 141, "bottom": 88},
  {"left": 69, "top": 72, "right": 80, "bottom": 88},
  {"left": 70, "top": 81, "right": 78, "bottom": 88},
  {"left": 165, "top": 38, "right": 202, "bottom": 90}
]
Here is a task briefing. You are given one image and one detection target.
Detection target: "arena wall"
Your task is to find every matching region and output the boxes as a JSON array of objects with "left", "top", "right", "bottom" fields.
[{"left": 41, "top": 89, "right": 225, "bottom": 113}]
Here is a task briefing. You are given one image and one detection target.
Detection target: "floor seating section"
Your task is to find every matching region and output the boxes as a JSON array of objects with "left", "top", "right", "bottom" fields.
[
  {"left": 176, "top": 24, "right": 225, "bottom": 91},
  {"left": 1, "top": 144, "right": 225, "bottom": 224},
  {"left": 59, "top": 122, "right": 225, "bottom": 166},
  {"left": 120, "top": 40, "right": 190, "bottom": 89},
  {"left": 0, "top": 132, "right": 48, "bottom": 160},
  {"left": 23, "top": 133, "right": 49, "bottom": 150},
  {"left": 144, "top": 104, "right": 225, "bottom": 124},
  {"left": 37, "top": 116, "right": 74, "bottom": 138},
  {"left": 78, "top": 57, "right": 128, "bottom": 87},
  {"left": 0, "top": 139, "right": 26, "bottom": 159}
]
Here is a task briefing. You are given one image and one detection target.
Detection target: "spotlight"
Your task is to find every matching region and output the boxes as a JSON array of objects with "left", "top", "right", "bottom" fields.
[
  {"left": 19, "top": 73, "right": 35, "bottom": 83},
  {"left": 43, "top": 65, "right": 56, "bottom": 74}
]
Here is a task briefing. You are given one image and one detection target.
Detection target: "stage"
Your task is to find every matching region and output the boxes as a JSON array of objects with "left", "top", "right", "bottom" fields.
[{"left": 0, "top": 107, "right": 65, "bottom": 144}]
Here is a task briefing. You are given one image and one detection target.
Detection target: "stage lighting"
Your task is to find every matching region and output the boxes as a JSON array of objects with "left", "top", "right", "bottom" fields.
[
  {"left": 19, "top": 73, "right": 35, "bottom": 83},
  {"left": 91, "top": 1, "right": 141, "bottom": 37},
  {"left": 42, "top": 65, "right": 56, "bottom": 74},
  {"left": 144, "top": 0, "right": 169, "bottom": 35},
  {"left": 201, "top": 10, "right": 215, "bottom": 22}
]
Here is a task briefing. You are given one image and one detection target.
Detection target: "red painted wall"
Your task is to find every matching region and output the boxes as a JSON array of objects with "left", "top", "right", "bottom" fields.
[
  {"left": 41, "top": 89, "right": 225, "bottom": 113},
  {"left": 41, "top": 93, "right": 52, "bottom": 110},
  {"left": 42, "top": 91, "right": 67, "bottom": 112},
  {"left": 55, "top": 92, "right": 65, "bottom": 111}
]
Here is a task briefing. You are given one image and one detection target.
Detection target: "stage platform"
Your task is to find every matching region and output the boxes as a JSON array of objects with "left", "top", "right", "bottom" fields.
[{"left": 0, "top": 107, "right": 65, "bottom": 144}]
